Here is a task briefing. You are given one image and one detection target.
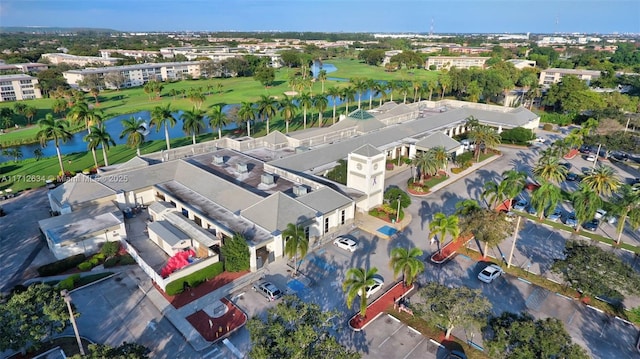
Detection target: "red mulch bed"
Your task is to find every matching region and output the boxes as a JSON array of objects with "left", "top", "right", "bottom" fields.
[
  {"left": 155, "top": 270, "right": 249, "bottom": 309},
  {"left": 494, "top": 198, "right": 513, "bottom": 213},
  {"left": 563, "top": 148, "right": 579, "bottom": 160},
  {"left": 524, "top": 182, "right": 540, "bottom": 191},
  {"left": 186, "top": 297, "right": 247, "bottom": 342},
  {"left": 349, "top": 281, "right": 414, "bottom": 331},
  {"left": 431, "top": 234, "right": 474, "bottom": 263}
]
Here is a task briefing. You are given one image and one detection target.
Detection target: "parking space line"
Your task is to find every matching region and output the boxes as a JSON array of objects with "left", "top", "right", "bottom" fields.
[
  {"left": 407, "top": 326, "right": 421, "bottom": 335},
  {"left": 387, "top": 314, "right": 400, "bottom": 322},
  {"left": 567, "top": 309, "right": 577, "bottom": 325},
  {"left": 378, "top": 325, "right": 403, "bottom": 348},
  {"left": 403, "top": 338, "right": 425, "bottom": 359}
]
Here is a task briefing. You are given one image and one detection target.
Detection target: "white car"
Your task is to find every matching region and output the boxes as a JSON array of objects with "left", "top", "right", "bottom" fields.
[
  {"left": 360, "top": 277, "right": 384, "bottom": 298},
  {"left": 478, "top": 264, "right": 504, "bottom": 283},
  {"left": 333, "top": 236, "right": 358, "bottom": 252},
  {"left": 594, "top": 209, "right": 606, "bottom": 220},
  {"left": 586, "top": 154, "right": 597, "bottom": 162}
]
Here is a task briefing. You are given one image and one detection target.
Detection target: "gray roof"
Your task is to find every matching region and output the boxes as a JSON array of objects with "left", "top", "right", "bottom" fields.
[
  {"left": 351, "top": 144, "right": 382, "bottom": 157},
  {"left": 41, "top": 210, "right": 123, "bottom": 245},
  {"left": 148, "top": 201, "right": 174, "bottom": 215},
  {"left": 49, "top": 174, "right": 116, "bottom": 208},
  {"left": 296, "top": 187, "right": 353, "bottom": 214},
  {"left": 97, "top": 161, "right": 179, "bottom": 193},
  {"left": 260, "top": 130, "right": 290, "bottom": 146},
  {"left": 162, "top": 211, "right": 221, "bottom": 248},
  {"left": 241, "top": 192, "right": 316, "bottom": 233},
  {"left": 147, "top": 220, "right": 190, "bottom": 247},
  {"left": 415, "top": 132, "right": 461, "bottom": 152}
]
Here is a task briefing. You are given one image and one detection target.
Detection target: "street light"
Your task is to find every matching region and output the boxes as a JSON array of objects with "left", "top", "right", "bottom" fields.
[
  {"left": 396, "top": 195, "right": 402, "bottom": 224},
  {"left": 60, "top": 289, "right": 85, "bottom": 356}
]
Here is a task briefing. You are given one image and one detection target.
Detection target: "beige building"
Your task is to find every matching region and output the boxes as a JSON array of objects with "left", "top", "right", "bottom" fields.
[
  {"left": 539, "top": 68, "right": 602, "bottom": 86},
  {"left": 426, "top": 56, "right": 488, "bottom": 70},
  {"left": 41, "top": 53, "right": 120, "bottom": 66},
  {"left": 507, "top": 59, "right": 537, "bottom": 70},
  {"left": 0, "top": 74, "right": 43, "bottom": 102},
  {"left": 0, "top": 62, "right": 48, "bottom": 74}
]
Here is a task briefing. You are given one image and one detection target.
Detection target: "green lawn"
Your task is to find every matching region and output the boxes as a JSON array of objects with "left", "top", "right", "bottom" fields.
[{"left": 323, "top": 58, "right": 439, "bottom": 82}]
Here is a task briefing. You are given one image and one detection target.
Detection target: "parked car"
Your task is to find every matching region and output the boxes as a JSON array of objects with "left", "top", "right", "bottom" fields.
[
  {"left": 566, "top": 172, "right": 579, "bottom": 182},
  {"left": 582, "top": 167, "right": 594, "bottom": 175},
  {"left": 586, "top": 154, "right": 597, "bottom": 162},
  {"left": 360, "top": 277, "right": 384, "bottom": 298},
  {"left": 559, "top": 162, "right": 572, "bottom": 170},
  {"left": 594, "top": 209, "right": 607, "bottom": 220},
  {"left": 583, "top": 219, "right": 600, "bottom": 231},
  {"left": 333, "top": 236, "right": 358, "bottom": 252},
  {"left": 527, "top": 206, "right": 538, "bottom": 216},
  {"left": 447, "top": 350, "right": 467, "bottom": 359},
  {"left": 253, "top": 281, "right": 283, "bottom": 301},
  {"left": 579, "top": 145, "right": 591, "bottom": 154},
  {"left": 513, "top": 199, "right": 528, "bottom": 211},
  {"left": 478, "top": 264, "right": 504, "bottom": 283},
  {"left": 546, "top": 208, "right": 562, "bottom": 222},
  {"left": 532, "top": 137, "right": 546, "bottom": 143},
  {"left": 564, "top": 212, "right": 578, "bottom": 227}
]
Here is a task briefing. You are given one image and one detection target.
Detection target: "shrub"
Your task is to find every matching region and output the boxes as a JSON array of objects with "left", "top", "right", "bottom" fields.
[
  {"left": 89, "top": 257, "right": 100, "bottom": 266},
  {"left": 500, "top": 127, "right": 534, "bottom": 145},
  {"left": 221, "top": 233, "right": 250, "bottom": 272},
  {"left": 454, "top": 152, "right": 473, "bottom": 168},
  {"left": 78, "top": 262, "right": 93, "bottom": 271},
  {"left": 541, "top": 112, "right": 574, "bottom": 126},
  {"left": 93, "top": 253, "right": 105, "bottom": 261},
  {"left": 543, "top": 123, "right": 554, "bottom": 131},
  {"left": 103, "top": 257, "right": 120, "bottom": 268},
  {"left": 100, "top": 241, "right": 119, "bottom": 258},
  {"left": 165, "top": 261, "right": 225, "bottom": 295},
  {"left": 37, "top": 254, "right": 87, "bottom": 276},
  {"left": 57, "top": 274, "right": 81, "bottom": 291},
  {"left": 118, "top": 254, "right": 136, "bottom": 265}
]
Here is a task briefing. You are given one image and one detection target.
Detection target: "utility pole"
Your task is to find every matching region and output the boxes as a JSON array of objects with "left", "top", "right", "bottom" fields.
[
  {"left": 60, "top": 290, "right": 85, "bottom": 356},
  {"left": 592, "top": 143, "right": 602, "bottom": 169},
  {"left": 507, "top": 215, "right": 522, "bottom": 268}
]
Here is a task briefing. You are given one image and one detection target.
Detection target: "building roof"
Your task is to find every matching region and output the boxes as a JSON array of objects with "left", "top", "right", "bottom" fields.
[
  {"left": 542, "top": 68, "right": 601, "bottom": 76},
  {"left": 162, "top": 211, "right": 221, "bottom": 248},
  {"left": 351, "top": 144, "right": 382, "bottom": 157},
  {"left": 296, "top": 187, "right": 353, "bottom": 214},
  {"left": 148, "top": 220, "right": 190, "bottom": 247},
  {"left": 241, "top": 192, "right": 316, "bottom": 233},
  {"left": 40, "top": 209, "right": 123, "bottom": 245},
  {"left": 415, "top": 132, "right": 461, "bottom": 152},
  {"left": 49, "top": 174, "right": 116, "bottom": 208},
  {"left": 63, "top": 61, "right": 204, "bottom": 75},
  {"left": 0, "top": 74, "right": 36, "bottom": 81}
]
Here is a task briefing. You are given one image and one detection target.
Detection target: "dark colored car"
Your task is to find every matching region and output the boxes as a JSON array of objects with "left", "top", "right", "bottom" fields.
[
  {"left": 583, "top": 219, "right": 600, "bottom": 232},
  {"left": 447, "top": 350, "right": 467, "bottom": 359},
  {"left": 566, "top": 172, "right": 579, "bottom": 181},
  {"left": 579, "top": 145, "right": 591, "bottom": 154},
  {"left": 559, "top": 162, "right": 572, "bottom": 170}
]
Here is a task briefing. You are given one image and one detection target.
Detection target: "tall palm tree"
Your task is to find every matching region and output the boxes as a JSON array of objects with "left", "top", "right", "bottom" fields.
[
  {"left": 412, "top": 81, "right": 421, "bottom": 102},
  {"left": 582, "top": 165, "right": 620, "bottom": 197},
  {"left": 150, "top": 103, "right": 175, "bottom": 150},
  {"left": 282, "top": 223, "right": 309, "bottom": 276},
  {"left": 313, "top": 95, "right": 329, "bottom": 128},
  {"left": 119, "top": 116, "right": 146, "bottom": 156},
  {"left": 502, "top": 170, "right": 527, "bottom": 209},
  {"left": 429, "top": 212, "right": 460, "bottom": 247},
  {"left": 36, "top": 114, "right": 72, "bottom": 175},
  {"left": 426, "top": 79, "right": 436, "bottom": 101},
  {"left": 375, "top": 82, "right": 388, "bottom": 107},
  {"left": 326, "top": 86, "right": 342, "bottom": 124},
  {"left": 572, "top": 185, "right": 601, "bottom": 232},
  {"left": 533, "top": 156, "right": 567, "bottom": 184},
  {"left": 342, "top": 267, "right": 379, "bottom": 318},
  {"left": 431, "top": 146, "right": 449, "bottom": 173},
  {"left": 350, "top": 78, "right": 367, "bottom": 109},
  {"left": 479, "top": 126, "right": 501, "bottom": 154},
  {"left": 279, "top": 95, "right": 297, "bottom": 133},
  {"left": 610, "top": 184, "right": 640, "bottom": 244},
  {"left": 181, "top": 108, "right": 206, "bottom": 145},
  {"left": 84, "top": 124, "right": 115, "bottom": 167},
  {"left": 317, "top": 69, "right": 327, "bottom": 94},
  {"left": 530, "top": 180, "right": 562, "bottom": 221},
  {"left": 257, "top": 94, "right": 278, "bottom": 134},
  {"left": 455, "top": 199, "right": 482, "bottom": 217},
  {"left": 564, "top": 129, "right": 583, "bottom": 150},
  {"left": 297, "top": 92, "right": 313, "bottom": 129},
  {"left": 389, "top": 247, "right": 424, "bottom": 287},
  {"left": 399, "top": 81, "right": 411, "bottom": 104},
  {"left": 367, "top": 79, "right": 377, "bottom": 109},
  {"left": 412, "top": 150, "right": 438, "bottom": 183},
  {"left": 341, "top": 86, "right": 356, "bottom": 115},
  {"left": 386, "top": 81, "right": 397, "bottom": 102},
  {"left": 482, "top": 180, "right": 509, "bottom": 210},
  {"left": 237, "top": 101, "right": 256, "bottom": 136},
  {"left": 209, "top": 105, "right": 229, "bottom": 140},
  {"left": 68, "top": 102, "right": 103, "bottom": 164},
  {"left": 438, "top": 73, "right": 451, "bottom": 99}
]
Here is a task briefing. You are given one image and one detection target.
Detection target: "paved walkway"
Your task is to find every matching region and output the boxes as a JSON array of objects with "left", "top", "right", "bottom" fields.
[{"left": 348, "top": 281, "right": 414, "bottom": 331}]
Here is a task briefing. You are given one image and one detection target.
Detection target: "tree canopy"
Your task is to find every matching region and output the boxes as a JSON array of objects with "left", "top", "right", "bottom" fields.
[
  {"left": 220, "top": 232, "right": 250, "bottom": 272},
  {"left": 69, "top": 342, "right": 150, "bottom": 359}
]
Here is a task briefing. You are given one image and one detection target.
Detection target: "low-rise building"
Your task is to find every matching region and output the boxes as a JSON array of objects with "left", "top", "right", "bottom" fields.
[
  {"left": 426, "top": 56, "right": 488, "bottom": 70},
  {"left": 507, "top": 59, "right": 537, "bottom": 70},
  {"left": 0, "top": 74, "right": 43, "bottom": 102},
  {"left": 99, "top": 49, "right": 160, "bottom": 60},
  {"left": 41, "top": 53, "right": 120, "bottom": 66},
  {"left": 539, "top": 68, "right": 602, "bottom": 86},
  {"left": 0, "top": 62, "right": 48, "bottom": 74}
]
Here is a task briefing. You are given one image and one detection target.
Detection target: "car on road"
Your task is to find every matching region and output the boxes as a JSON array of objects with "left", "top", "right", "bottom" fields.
[
  {"left": 586, "top": 154, "right": 597, "bottom": 162},
  {"left": 478, "top": 264, "right": 504, "bottom": 283},
  {"left": 360, "top": 277, "right": 384, "bottom": 298},
  {"left": 253, "top": 281, "right": 283, "bottom": 301},
  {"left": 566, "top": 172, "right": 579, "bottom": 182},
  {"left": 333, "top": 236, "right": 358, "bottom": 252},
  {"left": 583, "top": 219, "right": 600, "bottom": 232},
  {"left": 564, "top": 212, "right": 578, "bottom": 228},
  {"left": 513, "top": 199, "right": 528, "bottom": 211},
  {"left": 546, "top": 208, "right": 562, "bottom": 222},
  {"left": 532, "top": 137, "right": 546, "bottom": 143}
]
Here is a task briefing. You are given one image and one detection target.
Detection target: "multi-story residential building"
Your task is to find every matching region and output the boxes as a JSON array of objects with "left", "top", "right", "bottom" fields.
[
  {"left": 63, "top": 61, "right": 205, "bottom": 89},
  {"left": 507, "top": 59, "right": 537, "bottom": 70},
  {"left": 160, "top": 46, "right": 283, "bottom": 68},
  {"left": 99, "top": 49, "right": 160, "bottom": 60},
  {"left": 426, "top": 56, "right": 488, "bottom": 70},
  {"left": 0, "top": 63, "right": 48, "bottom": 75},
  {"left": 0, "top": 74, "right": 43, "bottom": 102},
  {"left": 41, "top": 53, "right": 120, "bottom": 66},
  {"left": 539, "top": 68, "right": 602, "bottom": 86}
]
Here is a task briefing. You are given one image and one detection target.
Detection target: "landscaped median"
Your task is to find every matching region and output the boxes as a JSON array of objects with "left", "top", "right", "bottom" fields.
[{"left": 348, "top": 281, "right": 414, "bottom": 331}]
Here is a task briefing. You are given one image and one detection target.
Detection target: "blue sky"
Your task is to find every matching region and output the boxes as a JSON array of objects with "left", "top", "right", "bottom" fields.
[{"left": 1, "top": 0, "right": 638, "bottom": 34}]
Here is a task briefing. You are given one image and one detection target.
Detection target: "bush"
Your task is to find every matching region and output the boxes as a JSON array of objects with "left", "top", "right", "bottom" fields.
[
  {"left": 118, "top": 254, "right": 136, "bottom": 265},
  {"left": 500, "top": 127, "right": 534, "bottom": 145},
  {"left": 89, "top": 257, "right": 100, "bottom": 266},
  {"left": 100, "top": 241, "right": 119, "bottom": 257},
  {"left": 37, "top": 254, "right": 87, "bottom": 276},
  {"left": 103, "top": 257, "right": 120, "bottom": 268},
  {"left": 57, "top": 274, "right": 81, "bottom": 291},
  {"left": 221, "top": 233, "right": 250, "bottom": 272},
  {"left": 165, "top": 261, "right": 225, "bottom": 295},
  {"left": 542, "top": 123, "right": 554, "bottom": 131},
  {"left": 78, "top": 262, "right": 93, "bottom": 271},
  {"left": 93, "top": 253, "right": 105, "bottom": 261},
  {"left": 540, "top": 112, "right": 574, "bottom": 126}
]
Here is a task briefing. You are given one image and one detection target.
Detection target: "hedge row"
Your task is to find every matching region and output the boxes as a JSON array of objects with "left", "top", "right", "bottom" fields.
[
  {"left": 37, "top": 254, "right": 86, "bottom": 277},
  {"left": 103, "top": 253, "right": 136, "bottom": 268},
  {"left": 165, "top": 261, "right": 224, "bottom": 296}
]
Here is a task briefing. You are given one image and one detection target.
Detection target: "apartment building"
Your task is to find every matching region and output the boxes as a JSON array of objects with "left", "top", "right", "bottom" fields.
[
  {"left": 426, "top": 56, "right": 488, "bottom": 70},
  {"left": 160, "top": 46, "right": 283, "bottom": 68},
  {"left": 41, "top": 53, "right": 120, "bottom": 66},
  {"left": 0, "top": 74, "right": 43, "bottom": 102},
  {"left": 0, "top": 63, "right": 48, "bottom": 74},
  {"left": 539, "top": 68, "right": 602, "bottom": 86},
  {"left": 99, "top": 49, "right": 160, "bottom": 60},
  {"left": 63, "top": 61, "right": 204, "bottom": 89}
]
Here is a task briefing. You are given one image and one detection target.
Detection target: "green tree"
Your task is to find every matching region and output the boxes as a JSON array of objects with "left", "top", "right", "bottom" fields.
[
  {"left": 571, "top": 185, "right": 601, "bottom": 232},
  {"left": 460, "top": 208, "right": 514, "bottom": 257},
  {"left": 610, "top": 184, "right": 640, "bottom": 244},
  {"left": 119, "top": 116, "right": 146, "bottom": 156},
  {"left": 502, "top": 170, "right": 527, "bottom": 209},
  {"left": 313, "top": 95, "right": 329, "bottom": 127},
  {"left": 150, "top": 103, "right": 175, "bottom": 150},
  {"left": 70, "top": 342, "right": 150, "bottom": 359},
  {"left": 237, "top": 101, "right": 256, "bottom": 136},
  {"left": 341, "top": 86, "right": 356, "bottom": 114},
  {"left": 84, "top": 124, "right": 115, "bottom": 167},
  {"left": 530, "top": 180, "right": 562, "bottom": 221},
  {"left": 208, "top": 105, "right": 229, "bottom": 140},
  {"left": 253, "top": 65, "right": 276, "bottom": 87},
  {"left": 416, "top": 282, "right": 491, "bottom": 340},
  {"left": 33, "top": 148, "right": 44, "bottom": 161},
  {"left": 326, "top": 86, "right": 342, "bottom": 125},
  {"left": 581, "top": 165, "right": 620, "bottom": 197},
  {"left": 389, "top": 247, "right": 424, "bottom": 287},
  {"left": 24, "top": 105, "right": 37, "bottom": 125},
  {"left": 282, "top": 223, "right": 309, "bottom": 276},
  {"left": 342, "top": 267, "right": 379, "bottom": 318},
  {"left": 454, "top": 199, "right": 482, "bottom": 217},
  {"left": 279, "top": 94, "right": 297, "bottom": 133},
  {"left": 412, "top": 150, "right": 438, "bottom": 183},
  {"left": 482, "top": 180, "right": 509, "bottom": 210},
  {"left": 220, "top": 233, "right": 250, "bottom": 272},
  {"left": 257, "top": 94, "right": 278, "bottom": 134},
  {"left": 247, "top": 295, "right": 360, "bottom": 359},
  {"left": 317, "top": 69, "right": 327, "bottom": 94},
  {"left": 350, "top": 77, "right": 368, "bottom": 109},
  {"left": 181, "top": 108, "right": 206, "bottom": 145},
  {"left": 298, "top": 92, "right": 313, "bottom": 129},
  {"left": 484, "top": 312, "right": 588, "bottom": 359},
  {"left": 438, "top": 72, "right": 451, "bottom": 99},
  {"left": 36, "top": 114, "right": 72, "bottom": 174},
  {"left": 429, "top": 212, "right": 460, "bottom": 246},
  {"left": 533, "top": 156, "right": 567, "bottom": 184}
]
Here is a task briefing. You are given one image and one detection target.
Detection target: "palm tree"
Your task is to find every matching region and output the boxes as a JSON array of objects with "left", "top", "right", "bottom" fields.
[
  {"left": 257, "top": 94, "right": 278, "bottom": 134},
  {"left": 350, "top": 78, "right": 367, "bottom": 109},
  {"left": 374, "top": 82, "right": 387, "bottom": 107},
  {"left": 237, "top": 101, "right": 256, "bottom": 136},
  {"left": 426, "top": 79, "right": 436, "bottom": 101},
  {"left": 455, "top": 199, "right": 482, "bottom": 217},
  {"left": 209, "top": 105, "right": 229, "bottom": 140},
  {"left": 438, "top": 73, "right": 451, "bottom": 99},
  {"left": 68, "top": 101, "right": 102, "bottom": 165},
  {"left": 429, "top": 212, "right": 460, "bottom": 247},
  {"left": 150, "top": 103, "right": 175, "bottom": 150},
  {"left": 482, "top": 180, "right": 509, "bottom": 210},
  {"left": 282, "top": 223, "right": 309, "bottom": 276},
  {"left": 297, "top": 92, "right": 313, "bottom": 129},
  {"left": 610, "top": 184, "right": 640, "bottom": 244},
  {"left": 341, "top": 86, "right": 356, "bottom": 115},
  {"left": 412, "top": 81, "right": 421, "bottom": 102},
  {"left": 367, "top": 79, "right": 378, "bottom": 109},
  {"left": 313, "top": 95, "right": 329, "bottom": 128},
  {"left": 572, "top": 185, "right": 601, "bottom": 232},
  {"left": 317, "top": 69, "right": 327, "bottom": 94},
  {"left": 479, "top": 126, "right": 501, "bottom": 154},
  {"left": 36, "top": 114, "right": 72, "bottom": 174},
  {"left": 399, "top": 81, "right": 411, "bottom": 104},
  {"left": 119, "top": 116, "right": 146, "bottom": 156},
  {"left": 431, "top": 146, "right": 449, "bottom": 173},
  {"left": 387, "top": 81, "right": 397, "bottom": 102},
  {"left": 530, "top": 180, "right": 562, "bottom": 221},
  {"left": 412, "top": 150, "right": 438, "bottom": 183},
  {"left": 342, "top": 267, "right": 379, "bottom": 318},
  {"left": 389, "top": 247, "right": 424, "bottom": 287},
  {"left": 502, "top": 170, "right": 527, "bottom": 209},
  {"left": 564, "top": 129, "right": 583, "bottom": 150},
  {"left": 279, "top": 95, "right": 297, "bottom": 133},
  {"left": 582, "top": 165, "right": 621, "bottom": 197},
  {"left": 181, "top": 108, "right": 206, "bottom": 145},
  {"left": 533, "top": 156, "right": 567, "bottom": 184},
  {"left": 33, "top": 148, "right": 44, "bottom": 161},
  {"left": 84, "top": 124, "right": 115, "bottom": 167},
  {"left": 327, "top": 86, "right": 342, "bottom": 124}
]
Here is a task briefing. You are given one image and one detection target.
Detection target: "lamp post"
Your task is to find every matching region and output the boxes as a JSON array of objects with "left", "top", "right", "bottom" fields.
[
  {"left": 60, "top": 289, "right": 85, "bottom": 356},
  {"left": 396, "top": 195, "right": 402, "bottom": 224},
  {"left": 592, "top": 143, "right": 602, "bottom": 169}
]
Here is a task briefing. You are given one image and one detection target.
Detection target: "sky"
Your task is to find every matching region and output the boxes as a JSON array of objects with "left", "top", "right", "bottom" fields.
[{"left": 0, "top": 0, "right": 639, "bottom": 34}]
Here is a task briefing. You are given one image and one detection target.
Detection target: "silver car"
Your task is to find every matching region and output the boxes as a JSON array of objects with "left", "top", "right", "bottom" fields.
[
  {"left": 478, "top": 264, "right": 503, "bottom": 283},
  {"left": 253, "top": 281, "right": 283, "bottom": 301}
]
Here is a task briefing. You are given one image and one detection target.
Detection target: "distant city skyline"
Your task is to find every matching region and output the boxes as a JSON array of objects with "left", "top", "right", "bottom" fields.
[{"left": 1, "top": 0, "right": 638, "bottom": 34}]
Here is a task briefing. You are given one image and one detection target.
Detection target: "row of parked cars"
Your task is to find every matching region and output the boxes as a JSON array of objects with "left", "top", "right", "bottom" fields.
[{"left": 512, "top": 198, "right": 614, "bottom": 231}]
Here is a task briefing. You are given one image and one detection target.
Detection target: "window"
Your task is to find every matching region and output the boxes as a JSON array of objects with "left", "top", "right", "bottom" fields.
[
  {"left": 341, "top": 210, "right": 346, "bottom": 225},
  {"left": 304, "top": 226, "right": 310, "bottom": 240},
  {"left": 324, "top": 217, "right": 329, "bottom": 233}
]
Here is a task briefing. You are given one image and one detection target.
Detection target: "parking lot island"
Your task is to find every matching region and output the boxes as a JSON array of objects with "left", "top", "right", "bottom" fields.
[{"left": 349, "top": 281, "right": 414, "bottom": 331}]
